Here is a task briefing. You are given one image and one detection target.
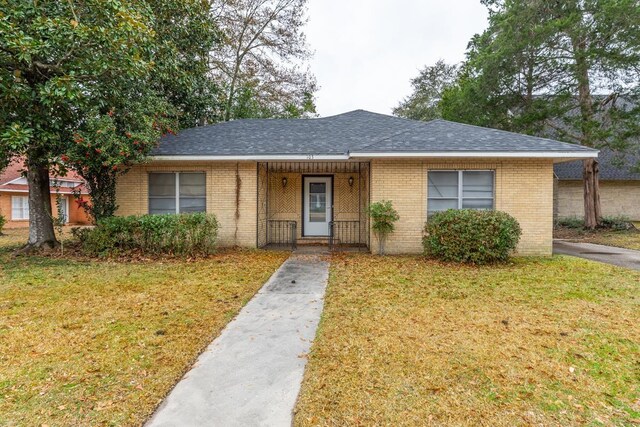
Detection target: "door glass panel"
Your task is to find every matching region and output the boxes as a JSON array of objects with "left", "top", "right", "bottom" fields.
[{"left": 309, "top": 182, "right": 326, "bottom": 223}]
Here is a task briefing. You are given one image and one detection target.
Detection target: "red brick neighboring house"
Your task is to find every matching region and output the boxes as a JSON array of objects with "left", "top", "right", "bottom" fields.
[{"left": 0, "top": 159, "right": 91, "bottom": 228}]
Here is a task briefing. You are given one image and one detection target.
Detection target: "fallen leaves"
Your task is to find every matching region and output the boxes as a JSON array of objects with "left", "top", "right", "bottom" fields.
[
  {"left": 295, "top": 254, "right": 640, "bottom": 427},
  {"left": 0, "top": 249, "right": 288, "bottom": 426}
]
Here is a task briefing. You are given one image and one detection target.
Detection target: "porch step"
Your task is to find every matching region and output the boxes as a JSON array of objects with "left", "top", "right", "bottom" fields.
[{"left": 297, "top": 237, "right": 330, "bottom": 245}]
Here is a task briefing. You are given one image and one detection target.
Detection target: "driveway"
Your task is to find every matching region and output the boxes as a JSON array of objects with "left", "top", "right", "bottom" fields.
[
  {"left": 553, "top": 240, "right": 640, "bottom": 270},
  {"left": 146, "top": 254, "right": 329, "bottom": 427}
]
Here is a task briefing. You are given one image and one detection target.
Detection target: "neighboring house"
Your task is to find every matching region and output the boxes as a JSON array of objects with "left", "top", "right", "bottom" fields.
[
  {"left": 0, "top": 159, "right": 91, "bottom": 228},
  {"left": 554, "top": 149, "right": 640, "bottom": 221},
  {"left": 115, "top": 110, "right": 597, "bottom": 255}
]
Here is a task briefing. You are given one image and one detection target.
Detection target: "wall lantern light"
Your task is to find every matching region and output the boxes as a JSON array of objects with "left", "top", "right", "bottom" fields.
[
  {"left": 282, "top": 176, "right": 288, "bottom": 188},
  {"left": 348, "top": 176, "right": 354, "bottom": 187}
]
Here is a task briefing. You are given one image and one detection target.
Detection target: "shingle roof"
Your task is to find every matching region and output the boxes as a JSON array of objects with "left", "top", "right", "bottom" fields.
[
  {"left": 153, "top": 110, "right": 597, "bottom": 157},
  {"left": 555, "top": 148, "right": 640, "bottom": 181}
]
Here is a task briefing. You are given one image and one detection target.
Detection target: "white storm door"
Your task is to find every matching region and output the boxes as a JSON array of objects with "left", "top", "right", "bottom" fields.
[{"left": 303, "top": 177, "right": 332, "bottom": 236}]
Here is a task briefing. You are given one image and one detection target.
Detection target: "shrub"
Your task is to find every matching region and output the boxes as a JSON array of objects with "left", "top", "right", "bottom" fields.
[
  {"left": 424, "top": 209, "right": 522, "bottom": 265},
  {"left": 600, "top": 215, "right": 634, "bottom": 231},
  {"left": 76, "top": 212, "right": 218, "bottom": 256},
  {"left": 368, "top": 200, "right": 400, "bottom": 255},
  {"left": 555, "top": 215, "right": 634, "bottom": 231},
  {"left": 555, "top": 216, "right": 584, "bottom": 229},
  {"left": 0, "top": 214, "right": 5, "bottom": 235}
]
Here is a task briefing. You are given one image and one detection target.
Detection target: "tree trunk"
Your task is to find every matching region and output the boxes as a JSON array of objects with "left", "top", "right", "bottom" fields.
[
  {"left": 24, "top": 156, "right": 59, "bottom": 250},
  {"left": 583, "top": 158, "right": 601, "bottom": 229},
  {"left": 571, "top": 34, "right": 602, "bottom": 229}
]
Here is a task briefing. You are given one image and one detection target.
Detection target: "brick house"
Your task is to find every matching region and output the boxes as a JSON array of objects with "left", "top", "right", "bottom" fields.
[
  {"left": 0, "top": 159, "right": 91, "bottom": 228},
  {"left": 554, "top": 148, "right": 640, "bottom": 221},
  {"left": 115, "top": 110, "right": 597, "bottom": 255}
]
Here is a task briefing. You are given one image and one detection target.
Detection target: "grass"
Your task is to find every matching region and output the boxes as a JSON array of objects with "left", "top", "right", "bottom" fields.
[
  {"left": 295, "top": 254, "right": 640, "bottom": 426},
  {"left": 555, "top": 226, "right": 640, "bottom": 251},
  {"left": 0, "top": 231, "right": 288, "bottom": 425}
]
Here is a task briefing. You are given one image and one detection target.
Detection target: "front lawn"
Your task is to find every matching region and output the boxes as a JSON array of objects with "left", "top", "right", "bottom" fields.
[
  {"left": 0, "top": 247, "right": 287, "bottom": 425},
  {"left": 295, "top": 255, "right": 640, "bottom": 426},
  {"left": 555, "top": 225, "right": 640, "bottom": 251}
]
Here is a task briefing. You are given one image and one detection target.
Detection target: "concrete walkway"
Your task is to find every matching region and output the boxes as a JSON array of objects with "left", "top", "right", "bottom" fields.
[
  {"left": 146, "top": 254, "right": 329, "bottom": 427},
  {"left": 554, "top": 240, "right": 640, "bottom": 270}
]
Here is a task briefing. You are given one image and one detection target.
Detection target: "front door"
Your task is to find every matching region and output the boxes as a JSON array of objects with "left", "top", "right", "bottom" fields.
[{"left": 303, "top": 176, "right": 332, "bottom": 236}]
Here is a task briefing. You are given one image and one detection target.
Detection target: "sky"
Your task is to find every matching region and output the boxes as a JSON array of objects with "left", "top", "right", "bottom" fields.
[{"left": 305, "top": 0, "right": 489, "bottom": 117}]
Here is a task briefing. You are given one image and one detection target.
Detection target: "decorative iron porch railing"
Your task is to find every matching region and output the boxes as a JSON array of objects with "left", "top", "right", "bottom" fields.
[
  {"left": 267, "top": 220, "right": 297, "bottom": 250},
  {"left": 328, "top": 220, "right": 366, "bottom": 250}
]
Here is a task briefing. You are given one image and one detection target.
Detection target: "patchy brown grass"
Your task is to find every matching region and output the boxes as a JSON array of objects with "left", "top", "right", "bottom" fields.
[
  {"left": 0, "top": 249, "right": 288, "bottom": 425},
  {"left": 0, "top": 227, "right": 77, "bottom": 251},
  {"left": 295, "top": 254, "right": 640, "bottom": 426},
  {"left": 555, "top": 226, "right": 640, "bottom": 251}
]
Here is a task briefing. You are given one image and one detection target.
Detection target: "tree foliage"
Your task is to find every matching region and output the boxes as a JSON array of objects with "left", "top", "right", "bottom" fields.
[
  {"left": 0, "top": 0, "right": 219, "bottom": 246},
  {"left": 394, "top": 60, "right": 459, "bottom": 121},
  {"left": 211, "top": 0, "right": 317, "bottom": 120},
  {"left": 439, "top": 0, "right": 640, "bottom": 228}
]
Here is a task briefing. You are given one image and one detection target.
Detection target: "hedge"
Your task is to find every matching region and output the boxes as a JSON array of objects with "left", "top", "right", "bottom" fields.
[
  {"left": 75, "top": 212, "right": 218, "bottom": 256},
  {"left": 423, "top": 209, "right": 521, "bottom": 265}
]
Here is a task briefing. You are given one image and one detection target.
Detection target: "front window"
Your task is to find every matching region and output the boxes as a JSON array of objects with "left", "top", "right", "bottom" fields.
[
  {"left": 11, "top": 196, "right": 29, "bottom": 220},
  {"left": 428, "top": 170, "right": 494, "bottom": 215},
  {"left": 148, "top": 172, "right": 206, "bottom": 215}
]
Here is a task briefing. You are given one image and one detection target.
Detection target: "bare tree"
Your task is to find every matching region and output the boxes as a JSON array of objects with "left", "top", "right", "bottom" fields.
[{"left": 212, "top": 0, "right": 317, "bottom": 120}]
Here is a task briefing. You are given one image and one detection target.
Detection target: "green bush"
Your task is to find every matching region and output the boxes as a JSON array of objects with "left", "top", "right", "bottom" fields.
[
  {"left": 368, "top": 200, "right": 400, "bottom": 255},
  {"left": 600, "top": 215, "right": 634, "bottom": 231},
  {"left": 0, "top": 214, "right": 5, "bottom": 235},
  {"left": 555, "top": 215, "right": 634, "bottom": 231},
  {"left": 424, "top": 209, "right": 522, "bottom": 265},
  {"left": 76, "top": 213, "right": 218, "bottom": 256},
  {"left": 555, "top": 216, "right": 584, "bottom": 229}
]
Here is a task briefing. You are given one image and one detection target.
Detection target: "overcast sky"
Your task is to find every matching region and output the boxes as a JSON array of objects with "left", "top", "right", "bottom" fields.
[{"left": 305, "top": 0, "right": 489, "bottom": 117}]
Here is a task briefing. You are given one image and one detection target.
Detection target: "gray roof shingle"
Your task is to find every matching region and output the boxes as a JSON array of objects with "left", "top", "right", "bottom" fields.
[
  {"left": 153, "top": 110, "right": 597, "bottom": 157},
  {"left": 555, "top": 148, "right": 640, "bottom": 180}
]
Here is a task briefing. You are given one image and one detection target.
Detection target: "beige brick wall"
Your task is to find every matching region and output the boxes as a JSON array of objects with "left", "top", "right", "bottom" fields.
[
  {"left": 556, "top": 180, "right": 640, "bottom": 221},
  {"left": 115, "top": 161, "right": 257, "bottom": 247},
  {"left": 369, "top": 158, "right": 555, "bottom": 256}
]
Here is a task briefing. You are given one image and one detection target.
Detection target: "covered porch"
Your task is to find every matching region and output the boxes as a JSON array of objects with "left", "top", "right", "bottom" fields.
[{"left": 257, "top": 162, "right": 370, "bottom": 250}]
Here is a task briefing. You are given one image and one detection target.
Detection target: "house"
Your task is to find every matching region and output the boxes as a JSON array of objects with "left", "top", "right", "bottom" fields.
[
  {"left": 0, "top": 159, "right": 91, "bottom": 228},
  {"left": 115, "top": 110, "right": 597, "bottom": 255},
  {"left": 554, "top": 148, "right": 640, "bottom": 221}
]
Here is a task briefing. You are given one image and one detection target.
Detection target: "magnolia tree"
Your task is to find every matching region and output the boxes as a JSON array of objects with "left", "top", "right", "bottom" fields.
[{"left": 0, "top": 0, "right": 218, "bottom": 248}]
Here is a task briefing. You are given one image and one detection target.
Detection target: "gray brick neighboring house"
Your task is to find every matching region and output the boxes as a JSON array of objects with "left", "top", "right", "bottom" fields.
[{"left": 554, "top": 149, "right": 640, "bottom": 221}]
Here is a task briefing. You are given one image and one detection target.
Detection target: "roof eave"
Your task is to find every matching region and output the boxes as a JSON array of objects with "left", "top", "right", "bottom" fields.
[
  {"left": 150, "top": 154, "right": 350, "bottom": 161},
  {"left": 350, "top": 151, "right": 599, "bottom": 159}
]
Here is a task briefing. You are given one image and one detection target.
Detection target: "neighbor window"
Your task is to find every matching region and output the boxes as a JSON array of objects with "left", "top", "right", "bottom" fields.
[
  {"left": 427, "top": 170, "right": 494, "bottom": 215},
  {"left": 12, "top": 196, "right": 29, "bottom": 220},
  {"left": 148, "top": 172, "right": 206, "bottom": 214}
]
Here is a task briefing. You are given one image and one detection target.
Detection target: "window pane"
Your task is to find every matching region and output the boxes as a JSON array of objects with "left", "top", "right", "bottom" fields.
[
  {"left": 427, "top": 198, "right": 458, "bottom": 214},
  {"left": 309, "top": 194, "right": 326, "bottom": 222},
  {"left": 179, "top": 173, "right": 206, "bottom": 197},
  {"left": 309, "top": 183, "right": 326, "bottom": 194},
  {"left": 149, "top": 198, "right": 176, "bottom": 215},
  {"left": 149, "top": 173, "right": 176, "bottom": 197},
  {"left": 462, "top": 198, "right": 494, "bottom": 209},
  {"left": 179, "top": 197, "right": 206, "bottom": 213},
  {"left": 462, "top": 171, "right": 494, "bottom": 198},
  {"left": 428, "top": 172, "right": 458, "bottom": 198},
  {"left": 12, "top": 196, "right": 29, "bottom": 220}
]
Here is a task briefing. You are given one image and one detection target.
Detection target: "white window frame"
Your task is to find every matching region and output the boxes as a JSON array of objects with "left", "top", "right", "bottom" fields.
[
  {"left": 148, "top": 172, "right": 206, "bottom": 215},
  {"left": 11, "top": 196, "right": 29, "bottom": 220},
  {"left": 427, "top": 170, "right": 495, "bottom": 213}
]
